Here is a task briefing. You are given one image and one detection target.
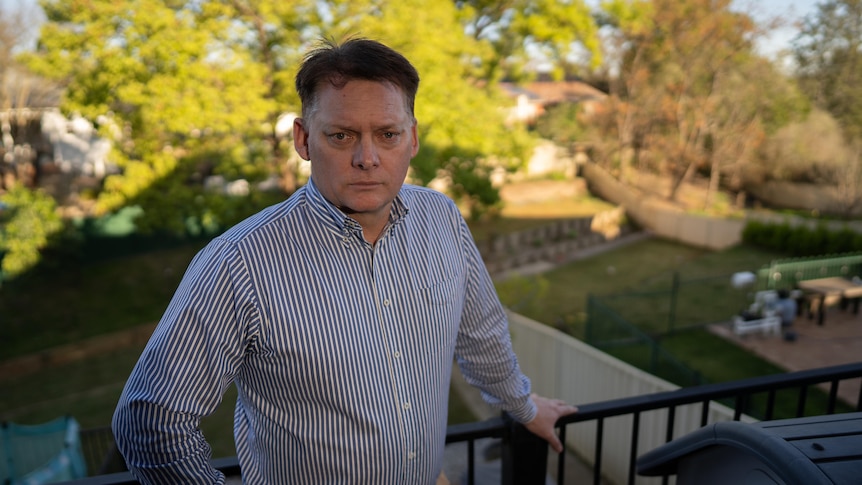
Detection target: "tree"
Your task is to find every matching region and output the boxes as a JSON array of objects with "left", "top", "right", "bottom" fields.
[
  {"left": 0, "top": 1, "right": 37, "bottom": 108},
  {"left": 455, "top": 0, "right": 602, "bottom": 82},
  {"left": 794, "top": 0, "right": 862, "bottom": 142},
  {"left": 756, "top": 108, "right": 862, "bottom": 216},
  {"left": 21, "top": 0, "right": 603, "bottom": 227},
  {"left": 791, "top": 0, "right": 862, "bottom": 214},
  {"left": 21, "top": 0, "right": 284, "bottom": 235},
  {"left": 0, "top": 2, "right": 67, "bottom": 284},
  {"left": 534, "top": 102, "right": 588, "bottom": 150},
  {"left": 591, "top": 0, "right": 807, "bottom": 208},
  {"left": 588, "top": 0, "right": 654, "bottom": 180},
  {"left": 1, "top": 0, "right": 58, "bottom": 190},
  {"left": 345, "top": 0, "right": 538, "bottom": 219},
  {"left": 0, "top": 184, "right": 63, "bottom": 280}
]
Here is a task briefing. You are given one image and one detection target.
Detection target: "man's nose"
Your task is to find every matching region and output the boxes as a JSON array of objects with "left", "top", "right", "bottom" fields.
[{"left": 352, "top": 138, "right": 380, "bottom": 170}]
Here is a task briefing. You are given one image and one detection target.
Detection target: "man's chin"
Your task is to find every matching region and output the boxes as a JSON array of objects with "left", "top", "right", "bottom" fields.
[{"left": 337, "top": 199, "right": 388, "bottom": 217}]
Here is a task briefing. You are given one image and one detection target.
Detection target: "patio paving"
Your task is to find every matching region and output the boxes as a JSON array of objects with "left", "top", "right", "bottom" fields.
[{"left": 710, "top": 304, "right": 862, "bottom": 406}]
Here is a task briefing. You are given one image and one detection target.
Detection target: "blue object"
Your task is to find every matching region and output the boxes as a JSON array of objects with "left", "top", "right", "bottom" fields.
[{"left": 1, "top": 416, "right": 87, "bottom": 484}]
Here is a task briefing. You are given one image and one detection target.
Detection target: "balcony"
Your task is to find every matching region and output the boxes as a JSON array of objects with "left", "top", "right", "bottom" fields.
[{"left": 57, "top": 312, "right": 862, "bottom": 485}]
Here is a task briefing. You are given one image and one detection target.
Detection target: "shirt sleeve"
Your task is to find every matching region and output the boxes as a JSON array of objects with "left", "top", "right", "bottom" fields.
[
  {"left": 452, "top": 216, "right": 537, "bottom": 424},
  {"left": 112, "top": 238, "right": 258, "bottom": 484}
]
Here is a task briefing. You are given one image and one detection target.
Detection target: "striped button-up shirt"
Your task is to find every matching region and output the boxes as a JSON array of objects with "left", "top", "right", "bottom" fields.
[{"left": 113, "top": 179, "right": 536, "bottom": 484}]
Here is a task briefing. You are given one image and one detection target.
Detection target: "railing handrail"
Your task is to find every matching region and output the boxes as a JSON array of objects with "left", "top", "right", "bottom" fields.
[
  {"left": 758, "top": 251, "right": 862, "bottom": 288},
  {"left": 552, "top": 361, "right": 862, "bottom": 485},
  {"left": 561, "top": 361, "right": 862, "bottom": 424}
]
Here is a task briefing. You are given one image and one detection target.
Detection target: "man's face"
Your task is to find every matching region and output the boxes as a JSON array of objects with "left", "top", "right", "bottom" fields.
[{"left": 294, "top": 79, "right": 419, "bottom": 233}]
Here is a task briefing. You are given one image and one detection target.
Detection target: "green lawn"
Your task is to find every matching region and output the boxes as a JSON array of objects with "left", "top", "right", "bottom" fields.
[
  {"left": 496, "top": 240, "right": 792, "bottom": 383},
  {"left": 0, "top": 242, "right": 208, "bottom": 358},
  {"left": 496, "top": 238, "right": 713, "bottom": 335}
]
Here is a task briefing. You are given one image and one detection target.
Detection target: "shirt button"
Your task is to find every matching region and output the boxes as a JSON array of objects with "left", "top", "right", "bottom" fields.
[
  {"left": 403, "top": 402, "right": 411, "bottom": 410},
  {"left": 383, "top": 299, "right": 391, "bottom": 306},
  {"left": 394, "top": 351, "right": 401, "bottom": 358},
  {"left": 407, "top": 451, "right": 416, "bottom": 460}
]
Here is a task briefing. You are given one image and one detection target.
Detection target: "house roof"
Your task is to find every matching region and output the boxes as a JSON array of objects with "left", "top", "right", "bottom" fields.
[{"left": 500, "top": 80, "right": 607, "bottom": 106}]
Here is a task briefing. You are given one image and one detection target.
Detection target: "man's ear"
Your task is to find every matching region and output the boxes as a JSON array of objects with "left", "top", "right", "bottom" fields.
[
  {"left": 410, "top": 121, "right": 419, "bottom": 157},
  {"left": 294, "top": 118, "right": 310, "bottom": 161}
]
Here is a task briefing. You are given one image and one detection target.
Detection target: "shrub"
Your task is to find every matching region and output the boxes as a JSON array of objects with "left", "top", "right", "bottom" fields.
[
  {"left": 743, "top": 220, "right": 862, "bottom": 256},
  {"left": 0, "top": 186, "right": 64, "bottom": 280}
]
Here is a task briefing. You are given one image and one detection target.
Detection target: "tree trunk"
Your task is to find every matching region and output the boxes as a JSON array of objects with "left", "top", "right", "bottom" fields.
[
  {"left": 705, "top": 151, "right": 721, "bottom": 210},
  {"left": 669, "top": 158, "right": 698, "bottom": 202}
]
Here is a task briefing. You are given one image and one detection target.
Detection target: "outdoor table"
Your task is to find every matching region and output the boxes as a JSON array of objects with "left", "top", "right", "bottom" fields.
[{"left": 796, "top": 276, "right": 862, "bottom": 326}]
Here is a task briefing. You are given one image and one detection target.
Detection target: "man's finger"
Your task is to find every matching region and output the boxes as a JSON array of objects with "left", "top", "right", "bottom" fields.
[{"left": 549, "top": 435, "right": 563, "bottom": 454}]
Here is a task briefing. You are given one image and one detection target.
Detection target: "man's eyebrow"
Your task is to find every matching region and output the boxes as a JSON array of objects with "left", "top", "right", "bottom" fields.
[
  {"left": 324, "top": 122, "right": 405, "bottom": 132},
  {"left": 374, "top": 124, "right": 404, "bottom": 131},
  {"left": 322, "top": 123, "right": 357, "bottom": 132}
]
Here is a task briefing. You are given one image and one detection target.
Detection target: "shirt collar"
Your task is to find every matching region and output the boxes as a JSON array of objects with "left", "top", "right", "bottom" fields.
[{"left": 304, "top": 177, "right": 410, "bottom": 235}]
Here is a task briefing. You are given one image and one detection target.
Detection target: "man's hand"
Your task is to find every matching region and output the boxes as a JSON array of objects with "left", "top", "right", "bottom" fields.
[{"left": 523, "top": 393, "right": 578, "bottom": 453}]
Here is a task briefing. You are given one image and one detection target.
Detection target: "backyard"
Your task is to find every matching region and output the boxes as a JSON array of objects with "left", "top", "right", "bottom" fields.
[{"left": 0, "top": 181, "right": 813, "bottom": 460}]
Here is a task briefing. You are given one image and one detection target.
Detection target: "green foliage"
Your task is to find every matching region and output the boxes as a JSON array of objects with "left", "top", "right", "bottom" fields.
[
  {"left": 130, "top": 185, "right": 285, "bottom": 237},
  {"left": 826, "top": 227, "right": 860, "bottom": 254},
  {"left": 456, "top": 0, "right": 602, "bottom": 81},
  {"left": 347, "top": 0, "right": 537, "bottom": 202},
  {"left": 22, "top": 0, "right": 607, "bottom": 228},
  {"left": 533, "top": 102, "right": 587, "bottom": 148},
  {"left": 445, "top": 157, "right": 504, "bottom": 221},
  {"left": 23, "top": 0, "right": 280, "bottom": 232},
  {"left": 742, "top": 220, "right": 862, "bottom": 256},
  {"left": 0, "top": 186, "right": 64, "bottom": 279},
  {"left": 598, "top": 0, "right": 654, "bottom": 33}
]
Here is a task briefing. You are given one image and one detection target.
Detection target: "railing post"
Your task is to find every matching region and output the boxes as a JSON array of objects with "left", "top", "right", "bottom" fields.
[{"left": 500, "top": 414, "right": 548, "bottom": 485}]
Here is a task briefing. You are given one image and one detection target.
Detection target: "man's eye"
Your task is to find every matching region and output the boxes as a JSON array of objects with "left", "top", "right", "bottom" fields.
[
  {"left": 383, "top": 132, "right": 399, "bottom": 140},
  {"left": 328, "top": 133, "right": 350, "bottom": 143}
]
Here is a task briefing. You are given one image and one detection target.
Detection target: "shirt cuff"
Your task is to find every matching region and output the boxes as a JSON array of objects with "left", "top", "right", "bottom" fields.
[{"left": 509, "top": 395, "right": 538, "bottom": 423}]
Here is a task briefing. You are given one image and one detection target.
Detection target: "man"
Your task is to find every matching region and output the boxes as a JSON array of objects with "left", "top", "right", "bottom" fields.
[{"left": 113, "top": 37, "right": 576, "bottom": 484}]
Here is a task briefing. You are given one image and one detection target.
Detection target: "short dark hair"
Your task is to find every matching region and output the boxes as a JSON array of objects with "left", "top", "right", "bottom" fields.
[{"left": 295, "top": 38, "right": 420, "bottom": 120}]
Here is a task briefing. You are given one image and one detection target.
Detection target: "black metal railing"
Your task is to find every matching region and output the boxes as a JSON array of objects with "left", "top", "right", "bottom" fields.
[
  {"left": 551, "top": 361, "right": 862, "bottom": 485},
  {"left": 61, "top": 361, "right": 862, "bottom": 485}
]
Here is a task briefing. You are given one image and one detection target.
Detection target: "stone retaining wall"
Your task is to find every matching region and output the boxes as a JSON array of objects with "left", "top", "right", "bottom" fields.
[{"left": 478, "top": 208, "right": 631, "bottom": 276}]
